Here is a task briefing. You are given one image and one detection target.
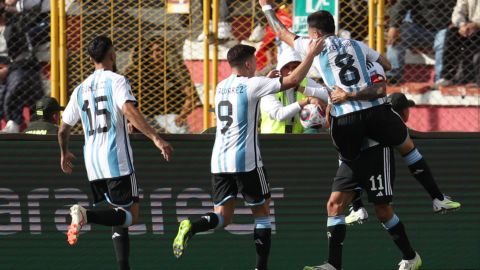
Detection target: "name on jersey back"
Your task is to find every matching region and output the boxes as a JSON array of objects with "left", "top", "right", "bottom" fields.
[{"left": 217, "top": 84, "right": 246, "bottom": 95}]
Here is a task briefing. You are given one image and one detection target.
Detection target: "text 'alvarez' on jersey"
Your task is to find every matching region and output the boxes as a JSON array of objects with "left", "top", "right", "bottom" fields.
[
  {"left": 211, "top": 74, "right": 282, "bottom": 174},
  {"left": 62, "top": 69, "right": 137, "bottom": 181},
  {"left": 294, "top": 36, "right": 385, "bottom": 116}
]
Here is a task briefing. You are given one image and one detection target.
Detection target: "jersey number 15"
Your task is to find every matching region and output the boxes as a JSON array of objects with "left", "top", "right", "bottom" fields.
[{"left": 82, "top": 96, "right": 111, "bottom": 136}]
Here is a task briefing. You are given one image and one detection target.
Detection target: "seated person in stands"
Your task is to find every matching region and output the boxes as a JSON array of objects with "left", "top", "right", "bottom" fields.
[
  {"left": 0, "top": 9, "right": 44, "bottom": 133},
  {"left": 124, "top": 36, "right": 200, "bottom": 134},
  {"left": 24, "top": 96, "right": 63, "bottom": 135},
  {"left": 386, "top": 0, "right": 456, "bottom": 84},
  {"left": 437, "top": 0, "right": 480, "bottom": 87}
]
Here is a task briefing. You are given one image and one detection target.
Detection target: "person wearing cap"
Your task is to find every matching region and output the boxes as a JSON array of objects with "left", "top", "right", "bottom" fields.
[
  {"left": 389, "top": 92, "right": 415, "bottom": 122},
  {"left": 24, "top": 96, "right": 64, "bottom": 135},
  {"left": 260, "top": 48, "right": 329, "bottom": 134}
]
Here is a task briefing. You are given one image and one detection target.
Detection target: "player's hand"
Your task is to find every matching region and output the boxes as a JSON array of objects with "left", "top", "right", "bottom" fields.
[
  {"left": 387, "top": 27, "right": 400, "bottom": 45},
  {"left": 330, "top": 86, "right": 350, "bottom": 104},
  {"left": 61, "top": 151, "right": 76, "bottom": 174},
  {"left": 325, "top": 104, "right": 332, "bottom": 128},
  {"left": 154, "top": 137, "right": 174, "bottom": 162},
  {"left": 308, "top": 37, "right": 325, "bottom": 56},
  {"left": 259, "top": 0, "right": 270, "bottom": 6},
  {"left": 127, "top": 122, "right": 135, "bottom": 134},
  {"left": 266, "top": 69, "right": 280, "bottom": 78}
]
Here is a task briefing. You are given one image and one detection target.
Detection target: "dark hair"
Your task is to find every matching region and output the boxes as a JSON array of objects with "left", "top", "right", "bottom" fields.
[
  {"left": 227, "top": 44, "right": 256, "bottom": 68},
  {"left": 307, "top": 10, "right": 335, "bottom": 35},
  {"left": 87, "top": 36, "right": 114, "bottom": 63}
]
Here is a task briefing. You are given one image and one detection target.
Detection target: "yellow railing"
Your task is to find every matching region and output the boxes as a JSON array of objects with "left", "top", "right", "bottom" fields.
[{"left": 368, "top": 0, "right": 385, "bottom": 54}]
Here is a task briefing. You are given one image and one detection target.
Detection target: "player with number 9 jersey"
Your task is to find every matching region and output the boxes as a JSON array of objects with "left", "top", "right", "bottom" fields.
[
  {"left": 211, "top": 75, "right": 282, "bottom": 174},
  {"left": 62, "top": 69, "right": 136, "bottom": 181}
]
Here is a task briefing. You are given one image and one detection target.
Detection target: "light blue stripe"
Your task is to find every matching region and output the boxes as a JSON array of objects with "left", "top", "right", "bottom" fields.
[
  {"left": 235, "top": 83, "right": 248, "bottom": 171},
  {"left": 382, "top": 214, "right": 400, "bottom": 230},
  {"left": 245, "top": 198, "right": 266, "bottom": 206},
  {"left": 403, "top": 148, "right": 422, "bottom": 166},
  {"left": 327, "top": 215, "right": 346, "bottom": 226},
  {"left": 77, "top": 85, "right": 88, "bottom": 141},
  {"left": 121, "top": 115, "right": 134, "bottom": 173},
  {"left": 218, "top": 75, "right": 236, "bottom": 172},
  {"left": 89, "top": 72, "right": 103, "bottom": 179},
  {"left": 351, "top": 40, "right": 374, "bottom": 109},
  {"left": 213, "top": 212, "right": 224, "bottom": 229},
  {"left": 254, "top": 216, "right": 272, "bottom": 229},
  {"left": 319, "top": 50, "right": 342, "bottom": 115},
  {"left": 105, "top": 79, "right": 120, "bottom": 177},
  {"left": 214, "top": 194, "right": 235, "bottom": 207}
]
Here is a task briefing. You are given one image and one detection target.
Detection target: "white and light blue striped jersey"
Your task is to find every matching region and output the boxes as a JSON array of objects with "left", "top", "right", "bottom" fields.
[
  {"left": 294, "top": 36, "right": 382, "bottom": 116},
  {"left": 211, "top": 74, "right": 282, "bottom": 173},
  {"left": 62, "top": 69, "right": 136, "bottom": 181}
]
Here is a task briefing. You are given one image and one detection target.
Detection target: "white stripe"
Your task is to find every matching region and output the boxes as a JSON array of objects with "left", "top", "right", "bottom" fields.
[
  {"left": 257, "top": 168, "right": 266, "bottom": 194},
  {"left": 130, "top": 174, "right": 135, "bottom": 196},
  {"left": 258, "top": 167, "right": 268, "bottom": 195},
  {"left": 133, "top": 173, "right": 138, "bottom": 196},
  {"left": 260, "top": 168, "right": 268, "bottom": 195},
  {"left": 387, "top": 149, "right": 392, "bottom": 195},
  {"left": 385, "top": 148, "right": 390, "bottom": 195}
]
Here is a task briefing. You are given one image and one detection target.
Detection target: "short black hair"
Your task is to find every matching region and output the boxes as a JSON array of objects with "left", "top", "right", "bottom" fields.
[
  {"left": 87, "top": 36, "right": 113, "bottom": 63},
  {"left": 307, "top": 10, "right": 335, "bottom": 35},
  {"left": 227, "top": 44, "right": 256, "bottom": 68}
]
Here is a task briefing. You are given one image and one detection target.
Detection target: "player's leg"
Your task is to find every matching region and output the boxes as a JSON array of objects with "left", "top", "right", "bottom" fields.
[
  {"left": 173, "top": 173, "right": 236, "bottom": 258},
  {"left": 367, "top": 104, "right": 460, "bottom": 213},
  {"left": 68, "top": 176, "right": 136, "bottom": 246},
  {"left": 361, "top": 145, "right": 421, "bottom": 270},
  {"left": 239, "top": 167, "right": 272, "bottom": 270},
  {"left": 374, "top": 204, "right": 421, "bottom": 270},
  {"left": 304, "top": 162, "right": 357, "bottom": 270},
  {"left": 110, "top": 176, "right": 140, "bottom": 270}
]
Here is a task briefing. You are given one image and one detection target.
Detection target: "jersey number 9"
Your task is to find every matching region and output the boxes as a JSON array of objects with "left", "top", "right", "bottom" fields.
[{"left": 218, "top": 100, "right": 233, "bottom": 134}]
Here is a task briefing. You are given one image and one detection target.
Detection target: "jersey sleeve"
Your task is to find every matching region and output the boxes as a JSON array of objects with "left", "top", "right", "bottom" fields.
[
  {"left": 357, "top": 41, "right": 380, "bottom": 62},
  {"left": 293, "top": 37, "right": 311, "bottom": 58},
  {"left": 260, "top": 94, "right": 301, "bottom": 122},
  {"left": 303, "top": 78, "right": 330, "bottom": 102},
  {"left": 62, "top": 88, "right": 80, "bottom": 126},
  {"left": 248, "top": 77, "right": 282, "bottom": 100},
  {"left": 112, "top": 76, "right": 137, "bottom": 110}
]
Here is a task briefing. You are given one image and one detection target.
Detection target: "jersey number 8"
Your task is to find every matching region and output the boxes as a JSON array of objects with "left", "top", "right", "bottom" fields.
[{"left": 334, "top": 53, "right": 360, "bottom": 87}]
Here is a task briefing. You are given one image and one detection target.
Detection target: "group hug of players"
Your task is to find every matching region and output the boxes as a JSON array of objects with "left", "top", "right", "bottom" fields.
[{"left": 58, "top": 0, "right": 461, "bottom": 270}]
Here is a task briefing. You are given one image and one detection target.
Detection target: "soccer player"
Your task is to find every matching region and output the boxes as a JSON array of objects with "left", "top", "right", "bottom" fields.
[
  {"left": 172, "top": 42, "right": 324, "bottom": 270},
  {"left": 57, "top": 36, "right": 173, "bottom": 270}
]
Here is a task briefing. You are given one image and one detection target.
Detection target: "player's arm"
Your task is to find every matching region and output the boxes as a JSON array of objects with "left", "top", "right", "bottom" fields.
[
  {"left": 58, "top": 122, "right": 75, "bottom": 174},
  {"left": 259, "top": 0, "right": 297, "bottom": 47},
  {"left": 376, "top": 54, "right": 392, "bottom": 71},
  {"left": 122, "top": 101, "right": 173, "bottom": 161},
  {"left": 330, "top": 82, "right": 386, "bottom": 104},
  {"left": 261, "top": 94, "right": 308, "bottom": 122},
  {"left": 280, "top": 38, "right": 324, "bottom": 90}
]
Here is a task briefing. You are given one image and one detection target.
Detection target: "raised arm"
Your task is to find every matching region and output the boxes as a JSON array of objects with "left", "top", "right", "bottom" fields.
[
  {"left": 122, "top": 101, "right": 174, "bottom": 161},
  {"left": 280, "top": 38, "right": 324, "bottom": 90},
  {"left": 259, "top": 0, "right": 297, "bottom": 47}
]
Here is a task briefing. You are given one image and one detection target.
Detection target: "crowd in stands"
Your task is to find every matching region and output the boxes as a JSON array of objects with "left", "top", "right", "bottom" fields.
[{"left": 0, "top": 0, "right": 478, "bottom": 134}]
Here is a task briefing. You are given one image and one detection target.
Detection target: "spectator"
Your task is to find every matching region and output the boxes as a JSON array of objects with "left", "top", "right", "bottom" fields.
[
  {"left": 123, "top": 36, "right": 200, "bottom": 134},
  {"left": 197, "top": 0, "right": 234, "bottom": 41},
  {"left": 0, "top": 10, "right": 43, "bottom": 133},
  {"left": 260, "top": 49, "right": 328, "bottom": 134},
  {"left": 437, "top": 0, "right": 480, "bottom": 87},
  {"left": 4, "top": 0, "right": 50, "bottom": 50},
  {"left": 24, "top": 96, "right": 63, "bottom": 135},
  {"left": 386, "top": 0, "right": 456, "bottom": 84}
]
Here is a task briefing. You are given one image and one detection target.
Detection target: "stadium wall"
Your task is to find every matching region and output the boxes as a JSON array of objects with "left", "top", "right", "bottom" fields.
[{"left": 0, "top": 134, "right": 479, "bottom": 270}]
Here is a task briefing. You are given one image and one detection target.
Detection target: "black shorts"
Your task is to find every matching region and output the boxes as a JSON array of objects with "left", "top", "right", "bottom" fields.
[
  {"left": 332, "top": 145, "right": 395, "bottom": 204},
  {"left": 330, "top": 104, "right": 408, "bottom": 161},
  {"left": 212, "top": 167, "right": 270, "bottom": 207},
  {"left": 90, "top": 173, "right": 139, "bottom": 207}
]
